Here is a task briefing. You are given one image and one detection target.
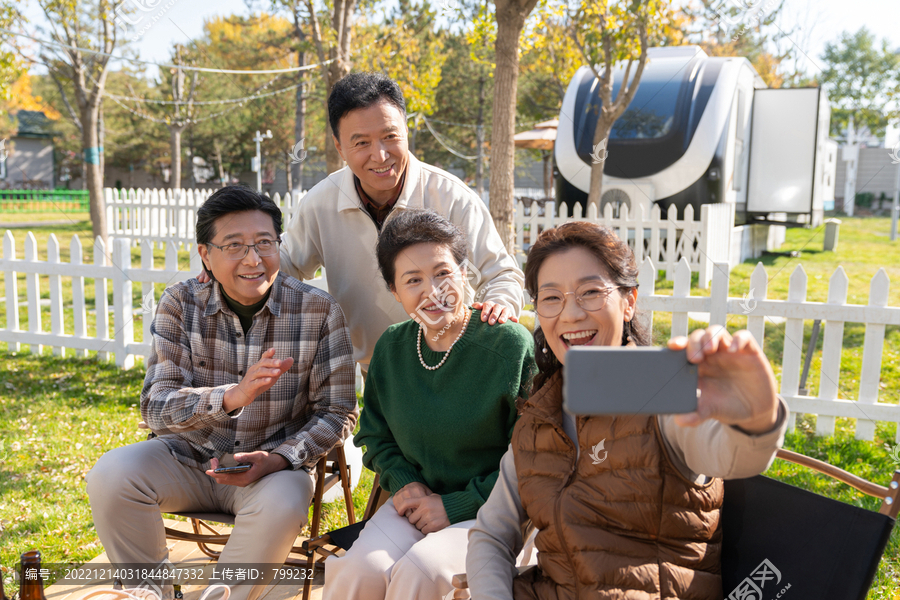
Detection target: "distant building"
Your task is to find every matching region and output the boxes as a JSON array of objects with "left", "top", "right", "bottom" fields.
[
  {"left": 1, "top": 110, "right": 56, "bottom": 189},
  {"left": 835, "top": 146, "right": 899, "bottom": 210}
]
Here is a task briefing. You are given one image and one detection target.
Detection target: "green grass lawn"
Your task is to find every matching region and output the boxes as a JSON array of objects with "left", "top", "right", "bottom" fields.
[
  {"left": 0, "top": 211, "right": 91, "bottom": 225},
  {"left": 0, "top": 352, "right": 369, "bottom": 594},
  {"left": 1, "top": 216, "right": 899, "bottom": 597}
]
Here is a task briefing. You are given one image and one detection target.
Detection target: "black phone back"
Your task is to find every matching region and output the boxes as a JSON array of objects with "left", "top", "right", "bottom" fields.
[{"left": 563, "top": 347, "right": 698, "bottom": 415}]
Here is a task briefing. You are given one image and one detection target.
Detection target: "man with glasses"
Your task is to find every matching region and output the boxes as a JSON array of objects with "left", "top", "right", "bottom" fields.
[{"left": 87, "top": 185, "right": 358, "bottom": 600}]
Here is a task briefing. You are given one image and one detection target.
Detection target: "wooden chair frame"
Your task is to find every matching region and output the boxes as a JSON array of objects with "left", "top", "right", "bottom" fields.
[
  {"left": 299, "top": 473, "right": 389, "bottom": 600},
  {"left": 448, "top": 448, "right": 900, "bottom": 597},
  {"left": 150, "top": 433, "right": 357, "bottom": 564}
]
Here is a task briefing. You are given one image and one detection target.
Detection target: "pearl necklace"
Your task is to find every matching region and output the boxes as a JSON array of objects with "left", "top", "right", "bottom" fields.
[{"left": 417, "top": 307, "right": 471, "bottom": 371}]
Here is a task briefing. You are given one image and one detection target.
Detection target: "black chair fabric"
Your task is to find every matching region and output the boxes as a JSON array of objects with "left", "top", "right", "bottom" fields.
[
  {"left": 324, "top": 519, "right": 369, "bottom": 551},
  {"left": 722, "top": 475, "right": 895, "bottom": 600}
]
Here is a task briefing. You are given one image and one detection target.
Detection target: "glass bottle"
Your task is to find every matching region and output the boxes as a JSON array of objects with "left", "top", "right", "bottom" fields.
[{"left": 19, "top": 551, "right": 48, "bottom": 600}]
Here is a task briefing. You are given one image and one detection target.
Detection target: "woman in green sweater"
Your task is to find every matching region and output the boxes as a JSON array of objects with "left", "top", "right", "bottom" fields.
[{"left": 322, "top": 209, "right": 535, "bottom": 600}]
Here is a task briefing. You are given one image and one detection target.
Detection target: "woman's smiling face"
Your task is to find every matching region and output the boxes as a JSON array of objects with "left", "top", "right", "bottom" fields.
[
  {"left": 536, "top": 247, "right": 636, "bottom": 365},
  {"left": 390, "top": 242, "right": 466, "bottom": 335}
]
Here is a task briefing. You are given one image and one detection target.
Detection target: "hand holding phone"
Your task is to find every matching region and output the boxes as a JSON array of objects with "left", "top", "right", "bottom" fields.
[
  {"left": 667, "top": 328, "right": 780, "bottom": 434},
  {"left": 213, "top": 463, "right": 252, "bottom": 474},
  {"left": 206, "top": 451, "right": 291, "bottom": 487}
]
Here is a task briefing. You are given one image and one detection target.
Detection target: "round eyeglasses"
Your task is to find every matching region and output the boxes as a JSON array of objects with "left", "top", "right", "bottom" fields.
[
  {"left": 206, "top": 239, "right": 281, "bottom": 260},
  {"left": 535, "top": 284, "right": 622, "bottom": 319}
]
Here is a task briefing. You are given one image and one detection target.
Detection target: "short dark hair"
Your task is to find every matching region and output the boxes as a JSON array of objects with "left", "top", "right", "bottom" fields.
[
  {"left": 328, "top": 72, "right": 407, "bottom": 141},
  {"left": 196, "top": 185, "right": 283, "bottom": 280},
  {"left": 376, "top": 209, "right": 468, "bottom": 291}
]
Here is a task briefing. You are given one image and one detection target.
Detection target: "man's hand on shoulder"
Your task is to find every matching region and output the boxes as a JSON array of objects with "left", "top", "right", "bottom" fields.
[
  {"left": 206, "top": 451, "right": 291, "bottom": 487},
  {"left": 472, "top": 301, "right": 518, "bottom": 325}
]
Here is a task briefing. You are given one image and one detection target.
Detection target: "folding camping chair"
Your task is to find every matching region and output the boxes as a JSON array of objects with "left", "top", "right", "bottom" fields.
[
  {"left": 138, "top": 421, "right": 356, "bottom": 564},
  {"left": 300, "top": 473, "right": 389, "bottom": 600},
  {"left": 449, "top": 448, "right": 900, "bottom": 600}
]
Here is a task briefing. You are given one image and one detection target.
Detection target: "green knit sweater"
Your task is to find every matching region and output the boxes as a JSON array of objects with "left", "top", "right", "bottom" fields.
[{"left": 355, "top": 309, "right": 536, "bottom": 524}]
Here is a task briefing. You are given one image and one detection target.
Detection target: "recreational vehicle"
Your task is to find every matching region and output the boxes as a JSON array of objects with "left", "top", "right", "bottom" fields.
[{"left": 554, "top": 46, "right": 836, "bottom": 228}]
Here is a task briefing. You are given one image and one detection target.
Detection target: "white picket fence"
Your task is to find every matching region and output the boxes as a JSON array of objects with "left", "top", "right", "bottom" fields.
[
  {"left": 0, "top": 232, "right": 330, "bottom": 367},
  {"left": 104, "top": 188, "right": 306, "bottom": 250},
  {"left": 515, "top": 200, "right": 735, "bottom": 289},
  {"left": 3, "top": 226, "right": 897, "bottom": 441},
  {"left": 105, "top": 189, "right": 736, "bottom": 290},
  {"left": 638, "top": 257, "right": 900, "bottom": 441}
]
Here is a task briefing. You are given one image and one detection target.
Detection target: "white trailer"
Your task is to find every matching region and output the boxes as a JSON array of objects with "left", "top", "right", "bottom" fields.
[{"left": 554, "top": 46, "right": 836, "bottom": 229}]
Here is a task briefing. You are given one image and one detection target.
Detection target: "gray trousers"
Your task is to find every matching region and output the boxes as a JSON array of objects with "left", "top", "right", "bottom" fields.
[{"left": 86, "top": 439, "right": 314, "bottom": 600}]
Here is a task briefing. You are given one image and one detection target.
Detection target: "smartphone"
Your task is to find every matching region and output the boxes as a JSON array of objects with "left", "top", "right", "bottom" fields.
[
  {"left": 563, "top": 346, "right": 698, "bottom": 415},
  {"left": 213, "top": 463, "right": 252, "bottom": 474}
]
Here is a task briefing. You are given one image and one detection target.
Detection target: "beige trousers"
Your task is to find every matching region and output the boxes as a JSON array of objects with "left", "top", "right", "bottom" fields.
[
  {"left": 322, "top": 497, "right": 473, "bottom": 600},
  {"left": 86, "top": 438, "right": 314, "bottom": 600}
]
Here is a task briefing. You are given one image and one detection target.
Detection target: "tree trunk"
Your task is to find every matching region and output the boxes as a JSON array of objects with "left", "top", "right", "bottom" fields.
[
  {"left": 292, "top": 50, "right": 306, "bottom": 194},
  {"left": 476, "top": 74, "right": 486, "bottom": 198},
  {"left": 542, "top": 150, "right": 551, "bottom": 199},
  {"left": 214, "top": 141, "right": 226, "bottom": 187},
  {"left": 587, "top": 118, "right": 614, "bottom": 208},
  {"left": 81, "top": 106, "right": 107, "bottom": 247},
  {"left": 325, "top": 61, "right": 348, "bottom": 174},
  {"left": 170, "top": 127, "right": 182, "bottom": 191},
  {"left": 489, "top": 0, "right": 537, "bottom": 253},
  {"left": 98, "top": 100, "right": 105, "bottom": 178},
  {"left": 188, "top": 127, "right": 196, "bottom": 188}
]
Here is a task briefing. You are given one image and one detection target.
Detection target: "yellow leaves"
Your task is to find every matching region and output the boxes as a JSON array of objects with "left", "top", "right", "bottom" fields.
[
  {"left": 465, "top": 4, "right": 497, "bottom": 66},
  {"left": 3, "top": 72, "right": 61, "bottom": 119},
  {"left": 752, "top": 52, "right": 785, "bottom": 88},
  {"left": 356, "top": 18, "right": 447, "bottom": 116}
]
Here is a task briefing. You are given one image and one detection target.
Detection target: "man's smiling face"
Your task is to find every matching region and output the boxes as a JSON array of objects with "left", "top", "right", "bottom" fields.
[
  {"left": 333, "top": 98, "right": 409, "bottom": 206},
  {"left": 198, "top": 210, "right": 280, "bottom": 306}
]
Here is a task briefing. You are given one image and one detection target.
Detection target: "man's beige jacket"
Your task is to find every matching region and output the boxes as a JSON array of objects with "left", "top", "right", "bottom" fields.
[{"left": 280, "top": 153, "right": 525, "bottom": 367}]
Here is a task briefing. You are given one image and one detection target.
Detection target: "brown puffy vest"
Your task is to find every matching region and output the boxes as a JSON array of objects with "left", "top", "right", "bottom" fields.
[{"left": 511, "top": 372, "right": 724, "bottom": 600}]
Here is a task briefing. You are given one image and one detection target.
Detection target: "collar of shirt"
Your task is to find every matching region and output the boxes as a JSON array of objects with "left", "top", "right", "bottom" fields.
[
  {"left": 354, "top": 169, "right": 407, "bottom": 227},
  {"left": 204, "top": 271, "right": 285, "bottom": 319}
]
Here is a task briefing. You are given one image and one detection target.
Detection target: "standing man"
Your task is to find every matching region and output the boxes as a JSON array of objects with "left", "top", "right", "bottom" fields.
[
  {"left": 88, "top": 186, "right": 357, "bottom": 600},
  {"left": 281, "top": 72, "right": 524, "bottom": 369}
]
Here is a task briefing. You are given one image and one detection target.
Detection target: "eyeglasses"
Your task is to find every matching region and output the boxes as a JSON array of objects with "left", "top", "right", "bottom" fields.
[
  {"left": 206, "top": 239, "right": 281, "bottom": 260},
  {"left": 535, "top": 284, "right": 622, "bottom": 318}
]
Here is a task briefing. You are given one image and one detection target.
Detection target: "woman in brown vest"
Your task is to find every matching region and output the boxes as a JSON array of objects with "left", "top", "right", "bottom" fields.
[{"left": 466, "top": 222, "right": 788, "bottom": 600}]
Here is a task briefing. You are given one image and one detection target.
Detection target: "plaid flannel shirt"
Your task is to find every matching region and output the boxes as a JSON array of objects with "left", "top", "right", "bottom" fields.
[{"left": 141, "top": 272, "right": 358, "bottom": 471}]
